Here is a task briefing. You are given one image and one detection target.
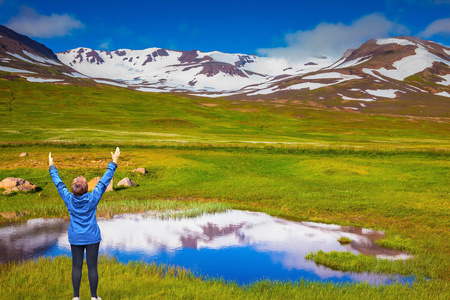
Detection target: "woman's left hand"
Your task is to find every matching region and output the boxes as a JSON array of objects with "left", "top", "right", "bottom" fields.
[{"left": 49, "top": 152, "right": 54, "bottom": 166}]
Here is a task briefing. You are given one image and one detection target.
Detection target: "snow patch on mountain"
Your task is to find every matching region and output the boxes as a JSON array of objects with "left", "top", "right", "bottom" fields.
[
  {"left": 0, "top": 66, "right": 35, "bottom": 73},
  {"left": 94, "top": 79, "right": 127, "bottom": 87},
  {"left": 366, "top": 89, "right": 400, "bottom": 98},
  {"left": 339, "top": 94, "right": 375, "bottom": 102},
  {"left": 24, "top": 77, "right": 64, "bottom": 83},
  {"left": 63, "top": 72, "right": 89, "bottom": 78},
  {"left": 435, "top": 91, "right": 450, "bottom": 97},
  {"left": 7, "top": 52, "right": 34, "bottom": 64},
  {"left": 285, "top": 82, "right": 331, "bottom": 91},
  {"left": 376, "top": 38, "right": 416, "bottom": 46},
  {"left": 303, "top": 72, "right": 361, "bottom": 80},
  {"left": 335, "top": 56, "right": 372, "bottom": 69},
  {"left": 22, "top": 50, "right": 62, "bottom": 66},
  {"left": 372, "top": 44, "right": 448, "bottom": 81},
  {"left": 362, "top": 68, "right": 388, "bottom": 82},
  {"left": 438, "top": 74, "right": 450, "bottom": 86}
]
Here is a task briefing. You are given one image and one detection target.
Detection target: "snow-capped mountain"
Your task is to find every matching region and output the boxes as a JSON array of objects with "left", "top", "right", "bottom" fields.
[
  {"left": 56, "top": 47, "right": 332, "bottom": 94},
  {"left": 0, "top": 24, "right": 449, "bottom": 116},
  {"left": 54, "top": 36, "right": 450, "bottom": 102},
  {"left": 240, "top": 37, "right": 450, "bottom": 101}
]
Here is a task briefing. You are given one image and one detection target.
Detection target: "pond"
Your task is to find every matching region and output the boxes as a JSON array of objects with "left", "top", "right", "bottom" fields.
[{"left": 0, "top": 210, "right": 413, "bottom": 285}]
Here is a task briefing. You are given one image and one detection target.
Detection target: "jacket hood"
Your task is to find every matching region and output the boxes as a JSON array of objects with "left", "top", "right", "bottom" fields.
[{"left": 72, "top": 192, "right": 91, "bottom": 207}]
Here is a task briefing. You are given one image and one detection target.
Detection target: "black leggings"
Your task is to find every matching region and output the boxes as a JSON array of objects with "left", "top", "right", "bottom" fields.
[{"left": 70, "top": 242, "right": 100, "bottom": 298}]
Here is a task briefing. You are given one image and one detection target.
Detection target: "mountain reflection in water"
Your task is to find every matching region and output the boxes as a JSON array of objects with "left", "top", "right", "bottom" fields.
[{"left": 0, "top": 210, "right": 412, "bottom": 285}]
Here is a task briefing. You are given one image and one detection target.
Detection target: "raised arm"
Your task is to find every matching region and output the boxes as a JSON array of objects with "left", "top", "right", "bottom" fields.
[
  {"left": 91, "top": 148, "right": 120, "bottom": 204},
  {"left": 49, "top": 152, "right": 71, "bottom": 205}
]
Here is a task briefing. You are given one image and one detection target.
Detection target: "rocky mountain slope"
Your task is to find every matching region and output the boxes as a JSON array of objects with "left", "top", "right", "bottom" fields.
[{"left": 0, "top": 25, "right": 79, "bottom": 80}]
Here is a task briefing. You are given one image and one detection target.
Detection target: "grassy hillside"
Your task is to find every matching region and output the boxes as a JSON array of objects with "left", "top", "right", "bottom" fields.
[{"left": 0, "top": 77, "right": 449, "bottom": 149}]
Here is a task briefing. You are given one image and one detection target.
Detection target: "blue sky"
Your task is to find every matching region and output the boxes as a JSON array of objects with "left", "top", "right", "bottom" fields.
[{"left": 1, "top": 0, "right": 449, "bottom": 61}]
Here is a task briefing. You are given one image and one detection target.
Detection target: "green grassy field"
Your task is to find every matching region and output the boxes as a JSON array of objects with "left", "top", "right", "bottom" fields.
[
  {"left": 1, "top": 78, "right": 449, "bottom": 149},
  {"left": 0, "top": 78, "right": 449, "bottom": 299}
]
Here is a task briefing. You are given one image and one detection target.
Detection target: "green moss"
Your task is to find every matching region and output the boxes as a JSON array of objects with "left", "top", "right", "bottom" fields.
[{"left": 338, "top": 237, "right": 352, "bottom": 244}]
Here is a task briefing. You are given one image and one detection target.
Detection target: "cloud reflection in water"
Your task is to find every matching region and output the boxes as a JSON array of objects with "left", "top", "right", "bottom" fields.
[{"left": 0, "top": 210, "right": 412, "bottom": 285}]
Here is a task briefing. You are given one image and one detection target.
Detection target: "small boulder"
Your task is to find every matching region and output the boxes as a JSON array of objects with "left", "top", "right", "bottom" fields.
[
  {"left": 117, "top": 177, "right": 135, "bottom": 187},
  {"left": 88, "top": 177, "right": 113, "bottom": 192},
  {"left": 132, "top": 167, "right": 147, "bottom": 174},
  {"left": 0, "top": 177, "right": 37, "bottom": 193},
  {"left": 19, "top": 152, "right": 28, "bottom": 157}
]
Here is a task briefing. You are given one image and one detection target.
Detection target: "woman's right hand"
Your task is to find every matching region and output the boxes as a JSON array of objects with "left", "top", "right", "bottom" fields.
[
  {"left": 111, "top": 147, "right": 120, "bottom": 164},
  {"left": 49, "top": 152, "right": 54, "bottom": 166}
]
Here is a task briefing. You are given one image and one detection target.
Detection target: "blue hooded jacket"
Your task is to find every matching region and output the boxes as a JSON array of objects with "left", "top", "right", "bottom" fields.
[{"left": 49, "top": 162, "right": 117, "bottom": 245}]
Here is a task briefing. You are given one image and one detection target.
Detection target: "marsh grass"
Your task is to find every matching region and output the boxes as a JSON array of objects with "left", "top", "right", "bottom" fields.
[
  {"left": 96, "top": 199, "right": 230, "bottom": 219},
  {"left": 1, "top": 256, "right": 448, "bottom": 299},
  {"left": 305, "top": 250, "right": 416, "bottom": 276}
]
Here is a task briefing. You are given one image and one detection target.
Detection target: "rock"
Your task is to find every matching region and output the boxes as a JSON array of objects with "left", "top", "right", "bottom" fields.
[
  {"left": 19, "top": 152, "right": 28, "bottom": 157},
  {"left": 132, "top": 167, "right": 147, "bottom": 174},
  {"left": 0, "top": 177, "right": 37, "bottom": 193},
  {"left": 117, "top": 177, "right": 135, "bottom": 187},
  {"left": 87, "top": 177, "right": 113, "bottom": 192}
]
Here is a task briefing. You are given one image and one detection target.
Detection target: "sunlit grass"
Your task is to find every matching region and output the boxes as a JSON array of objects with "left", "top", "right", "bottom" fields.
[
  {"left": 305, "top": 251, "right": 416, "bottom": 276},
  {"left": 1, "top": 256, "right": 447, "bottom": 299},
  {"left": 1, "top": 79, "right": 449, "bottom": 149}
]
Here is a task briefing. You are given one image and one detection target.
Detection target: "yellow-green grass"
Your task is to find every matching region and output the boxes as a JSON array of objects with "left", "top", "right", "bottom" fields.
[
  {"left": 305, "top": 251, "right": 415, "bottom": 275},
  {"left": 1, "top": 256, "right": 448, "bottom": 300},
  {"left": 0, "top": 79, "right": 449, "bottom": 150},
  {"left": 4, "top": 255, "right": 449, "bottom": 300}
]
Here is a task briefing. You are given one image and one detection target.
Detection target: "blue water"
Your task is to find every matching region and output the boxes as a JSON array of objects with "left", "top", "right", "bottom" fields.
[{"left": 0, "top": 210, "right": 414, "bottom": 286}]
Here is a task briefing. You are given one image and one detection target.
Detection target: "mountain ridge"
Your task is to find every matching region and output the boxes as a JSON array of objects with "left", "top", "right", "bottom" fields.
[{"left": 0, "top": 25, "right": 449, "bottom": 117}]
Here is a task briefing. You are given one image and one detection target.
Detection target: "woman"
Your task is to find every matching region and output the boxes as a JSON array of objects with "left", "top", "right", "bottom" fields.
[{"left": 49, "top": 147, "right": 120, "bottom": 300}]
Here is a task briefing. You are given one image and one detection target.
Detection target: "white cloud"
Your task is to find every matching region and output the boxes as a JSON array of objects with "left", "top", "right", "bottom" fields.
[
  {"left": 99, "top": 42, "right": 110, "bottom": 50},
  {"left": 419, "top": 18, "right": 450, "bottom": 38},
  {"left": 98, "top": 38, "right": 113, "bottom": 50},
  {"left": 5, "top": 6, "right": 84, "bottom": 38},
  {"left": 257, "top": 13, "right": 409, "bottom": 63}
]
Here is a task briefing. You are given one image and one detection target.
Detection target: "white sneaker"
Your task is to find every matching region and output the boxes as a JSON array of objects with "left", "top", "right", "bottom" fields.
[
  {"left": 73, "top": 298, "right": 80, "bottom": 300},
  {"left": 91, "top": 297, "right": 101, "bottom": 300}
]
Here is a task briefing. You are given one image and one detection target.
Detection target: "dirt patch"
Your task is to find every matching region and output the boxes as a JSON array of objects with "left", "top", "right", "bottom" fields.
[
  {"left": 0, "top": 211, "right": 30, "bottom": 219},
  {"left": 196, "top": 103, "right": 220, "bottom": 107},
  {"left": 307, "top": 101, "right": 327, "bottom": 109}
]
